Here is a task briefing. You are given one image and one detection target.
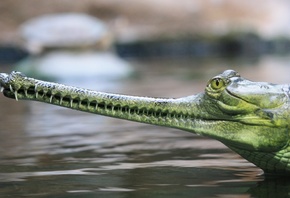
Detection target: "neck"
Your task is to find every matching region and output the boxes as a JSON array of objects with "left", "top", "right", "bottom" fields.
[{"left": 229, "top": 145, "right": 290, "bottom": 174}]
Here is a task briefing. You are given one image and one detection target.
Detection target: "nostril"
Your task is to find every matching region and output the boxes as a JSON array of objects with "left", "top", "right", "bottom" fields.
[{"left": 255, "top": 109, "right": 274, "bottom": 120}]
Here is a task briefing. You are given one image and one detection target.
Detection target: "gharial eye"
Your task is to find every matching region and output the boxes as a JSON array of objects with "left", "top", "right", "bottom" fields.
[{"left": 209, "top": 78, "right": 225, "bottom": 90}]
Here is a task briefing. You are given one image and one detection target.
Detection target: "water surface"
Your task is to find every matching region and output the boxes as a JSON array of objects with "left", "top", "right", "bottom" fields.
[{"left": 1, "top": 56, "right": 290, "bottom": 197}]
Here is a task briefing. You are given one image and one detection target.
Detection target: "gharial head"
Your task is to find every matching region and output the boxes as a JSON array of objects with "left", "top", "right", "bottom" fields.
[
  {"left": 0, "top": 69, "right": 290, "bottom": 175},
  {"left": 194, "top": 70, "right": 290, "bottom": 174}
]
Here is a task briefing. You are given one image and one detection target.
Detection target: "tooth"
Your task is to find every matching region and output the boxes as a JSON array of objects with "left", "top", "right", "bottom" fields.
[
  {"left": 50, "top": 95, "right": 53, "bottom": 103},
  {"left": 9, "top": 85, "right": 18, "bottom": 101},
  {"left": 0, "top": 86, "right": 3, "bottom": 92},
  {"left": 70, "top": 99, "right": 73, "bottom": 107},
  {"left": 60, "top": 97, "right": 63, "bottom": 105},
  {"left": 35, "top": 84, "right": 38, "bottom": 98},
  {"left": 9, "top": 85, "right": 13, "bottom": 92},
  {"left": 14, "top": 91, "right": 18, "bottom": 101},
  {"left": 24, "top": 89, "right": 28, "bottom": 96}
]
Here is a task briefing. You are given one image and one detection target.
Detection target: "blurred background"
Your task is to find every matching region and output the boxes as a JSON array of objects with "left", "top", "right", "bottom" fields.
[
  {"left": 1, "top": 0, "right": 290, "bottom": 197},
  {"left": 0, "top": 0, "right": 290, "bottom": 82}
]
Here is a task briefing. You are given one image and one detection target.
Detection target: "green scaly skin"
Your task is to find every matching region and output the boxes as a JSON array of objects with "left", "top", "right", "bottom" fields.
[{"left": 1, "top": 70, "right": 290, "bottom": 175}]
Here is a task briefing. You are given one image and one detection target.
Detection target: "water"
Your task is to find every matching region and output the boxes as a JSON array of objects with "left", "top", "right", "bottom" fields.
[{"left": 1, "top": 56, "right": 290, "bottom": 197}]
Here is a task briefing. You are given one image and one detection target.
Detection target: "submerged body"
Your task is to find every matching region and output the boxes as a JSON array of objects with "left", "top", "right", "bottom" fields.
[{"left": 0, "top": 70, "right": 290, "bottom": 175}]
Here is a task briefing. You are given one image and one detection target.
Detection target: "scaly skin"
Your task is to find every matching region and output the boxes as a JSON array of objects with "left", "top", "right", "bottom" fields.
[{"left": 1, "top": 70, "right": 290, "bottom": 175}]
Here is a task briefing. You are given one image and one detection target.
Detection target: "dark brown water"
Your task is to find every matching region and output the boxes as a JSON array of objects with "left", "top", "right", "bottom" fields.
[{"left": 1, "top": 56, "right": 290, "bottom": 197}]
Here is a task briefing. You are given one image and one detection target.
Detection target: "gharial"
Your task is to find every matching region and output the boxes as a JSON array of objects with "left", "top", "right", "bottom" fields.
[{"left": 1, "top": 70, "right": 290, "bottom": 175}]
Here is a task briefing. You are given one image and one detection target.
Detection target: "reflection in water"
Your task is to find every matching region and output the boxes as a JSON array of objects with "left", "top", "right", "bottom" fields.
[
  {"left": 249, "top": 177, "right": 290, "bottom": 198},
  {"left": 1, "top": 56, "right": 290, "bottom": 197}
]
